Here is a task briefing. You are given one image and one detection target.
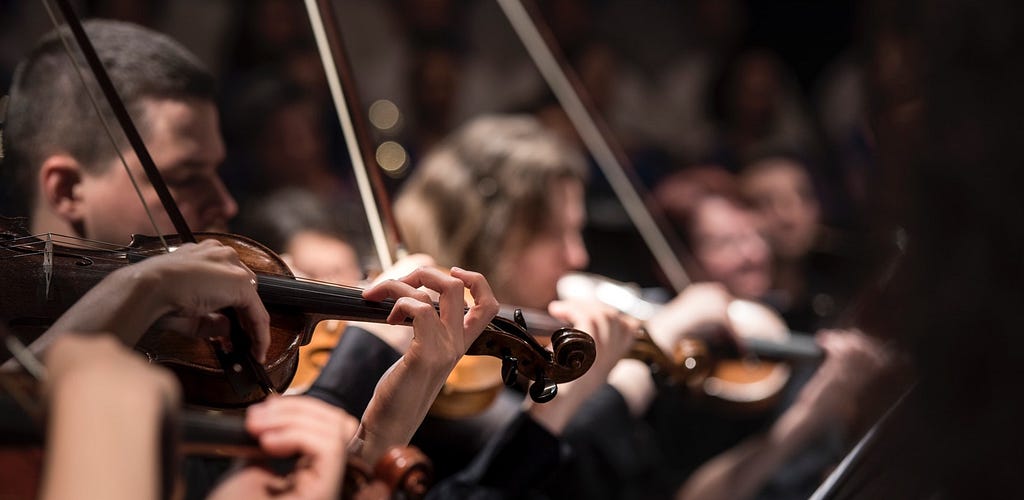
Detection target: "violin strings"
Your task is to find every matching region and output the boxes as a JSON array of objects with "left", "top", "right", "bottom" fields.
[{"left": 1, "top": 234, "right": 534, "bottom": 343}]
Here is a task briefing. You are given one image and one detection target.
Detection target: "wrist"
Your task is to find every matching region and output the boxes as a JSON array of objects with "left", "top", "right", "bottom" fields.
[
  {"left": 402, "top": 346, "right": 460, "bottom": 379},
  {"left": 607, "top": 359, "right": 656, "bottom": 417},
  {"left": 116, "top": 264, "right": 173, "bottom": 322}
]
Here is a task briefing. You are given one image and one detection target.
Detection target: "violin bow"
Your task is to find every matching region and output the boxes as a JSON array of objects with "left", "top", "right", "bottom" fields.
[
  {"left": 299, "top": 2, "right": 606, "bottom": 403},
  {"left": 496, "top": 0, "right": 695, "bottom": 293},
  {"left": 302, "top": 0, "right": 404, "bottom": 270},
  {"left": 38, "top": 0, "right": 276, "bottom": 400}
]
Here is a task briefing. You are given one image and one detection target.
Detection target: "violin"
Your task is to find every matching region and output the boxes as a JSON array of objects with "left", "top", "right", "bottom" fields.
[
  {"left": 0, "top": 217, "right": 596, "bottom": 408},
  {"left": 0, "top": 370, "right": 432, "bottom": 500},
  {"left": 296, "top": 0, "right": 588, "bottom": 419},
  {"left": 556, "top": 272, "right": 824, "bottom": 411},
  {"left": 502, "top": 304, "right": 710, "bottom": 389},
  {"left": 289, "top": 319, "right": 348, "bottom": 392}
]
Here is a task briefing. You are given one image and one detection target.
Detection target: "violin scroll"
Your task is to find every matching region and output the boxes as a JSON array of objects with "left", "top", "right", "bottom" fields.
[
  {"left": 551, "top": 326, "right": 597, "bottom": 375},
  {"left": 468, "top": 311, "right": 595, "bottom": 403}
]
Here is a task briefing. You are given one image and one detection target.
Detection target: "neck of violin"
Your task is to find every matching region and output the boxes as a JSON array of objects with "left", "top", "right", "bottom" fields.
[
  {"left": 255, "top": 275, "right": 395, "bottom": 324},
  {"left": 744, "top": 336, "right": 823, "bottom": 363}
]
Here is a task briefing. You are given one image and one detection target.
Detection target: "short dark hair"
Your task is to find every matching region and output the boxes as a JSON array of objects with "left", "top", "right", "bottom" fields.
[{"left": 1, "top": 19, "right": 215, "bottom": 213}]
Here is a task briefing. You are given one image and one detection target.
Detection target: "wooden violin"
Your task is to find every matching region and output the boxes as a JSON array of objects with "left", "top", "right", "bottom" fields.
[
  {"left": 554, "top": 272, "right": 824, "bottom": 411},
  {"left": 0, "top": 217, "right": 596, "bottom": 408},
  {"left": 486, "top": 0, "right": 780, "bottom": 412},
  {"left": 506, "top": 305, "right": 713, "bottom": 389}
]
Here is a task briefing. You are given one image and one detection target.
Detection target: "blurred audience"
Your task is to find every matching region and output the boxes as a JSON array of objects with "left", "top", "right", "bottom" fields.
[
  {"left": 739, "top": 154, "right": 861, "bottom": 331},
  {"left": 707, "top": 49, "right": 818, "bottom": 171}
]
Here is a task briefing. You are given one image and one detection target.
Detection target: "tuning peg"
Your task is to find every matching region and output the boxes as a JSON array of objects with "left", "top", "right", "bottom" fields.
[
  {"left": 513, "top": 308, "right": 528, "bottom": 330},
  {"left": 501, "top": 356, "right": 519, "bottom": 386},
  {"left": 529, "top": 377, "right": 557, "bottom": 403}
]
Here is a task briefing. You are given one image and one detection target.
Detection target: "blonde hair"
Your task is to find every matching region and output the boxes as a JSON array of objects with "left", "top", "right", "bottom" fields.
[{"left": 395, "top": 115, "right": 586, "bottom": 296}]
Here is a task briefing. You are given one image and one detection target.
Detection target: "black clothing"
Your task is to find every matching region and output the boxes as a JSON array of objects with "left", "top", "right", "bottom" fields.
[{"left": 308, "top": 326, "right": 564, "bottom": 497}]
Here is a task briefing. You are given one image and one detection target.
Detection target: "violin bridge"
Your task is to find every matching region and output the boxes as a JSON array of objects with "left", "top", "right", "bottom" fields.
[{"left": 44, "top": 235, "right": 53, "bottom": 300}]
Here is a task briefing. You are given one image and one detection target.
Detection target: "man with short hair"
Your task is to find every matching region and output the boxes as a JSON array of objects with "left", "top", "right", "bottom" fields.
[
  {"left": 1, "top": 20, "right": 501, "bottom": 498},
  {"left": 3, "top": 19, "right": 235, "bottom": 243}
]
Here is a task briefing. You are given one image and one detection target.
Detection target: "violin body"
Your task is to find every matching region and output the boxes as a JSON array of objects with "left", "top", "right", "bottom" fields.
[
  {"left": 289, "top": 319, "right": 348, "bottom": 393},
  {"left": 0, "top": 218, "right": 306, "bottom": 407},
  {"left": 700, "top": 299, "right": 794, "bottom": 413},
  {"left": 557, "top": 272, "right": 823, "bottom": 412},
  {"left": 429, "top": 356, "right": 504, "bottom": 418}
]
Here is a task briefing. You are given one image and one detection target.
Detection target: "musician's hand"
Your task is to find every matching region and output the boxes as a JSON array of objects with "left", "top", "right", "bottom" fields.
[
  {"left": 646, "top": 283, "right": 736, "bottom": 354},
  {"left": 529, "top": 300, "right": 640, "bottom": 434},
  {"left": 790, "top": 329, "right": 892, "bottom": 433},
  {"left": 354, "top": 267, "right": 498, "bottom": 464},
  {"left": 362, "top": 266, "right": 499, "bottom": 370},
  {"left": 347, "top": 254, "right": 439, "bottom": 354},
  {"left": 549, "top": 299, "right": 639, "bottom": 375},
  {"left": 208, "top": 395, "right": 358, "bottom": 500},
  {"left": 134, "top": 239, "right": 271, "bottom": 363},
  {"left": 37, "top": 239, "right": 271, "bottom": 364},
  {"left": 44, "top": 333, "right": 180, "bottom": 404}
]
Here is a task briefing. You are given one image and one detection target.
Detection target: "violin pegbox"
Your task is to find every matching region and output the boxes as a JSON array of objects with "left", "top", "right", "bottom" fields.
[{"left": 481, "top": 307, "right": 597, "bottom": 404}]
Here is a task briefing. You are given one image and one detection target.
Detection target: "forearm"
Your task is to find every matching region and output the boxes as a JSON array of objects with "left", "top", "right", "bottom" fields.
[
  {"left": 42, "top": 267, "right": 166, "bottom": 349},
  {"left": 606, "top": 359, "right": 656, "bottom": 418},
  {"left": 352, "top": 354, "right": 454, "bottom": 464},
  {"left": 306, "top": 326, "right": 402, "bottom": 417},
  {"left": 676, "top": 403, "right": 819, "bottom": 500},
  {"left": 41, "top": 369, "right": 167, "bottom": 500}
]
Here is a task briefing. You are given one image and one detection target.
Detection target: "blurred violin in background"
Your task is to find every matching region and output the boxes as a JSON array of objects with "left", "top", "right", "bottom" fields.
[{"left": 556, "top": 272, "right": 823, "bottom": 413}]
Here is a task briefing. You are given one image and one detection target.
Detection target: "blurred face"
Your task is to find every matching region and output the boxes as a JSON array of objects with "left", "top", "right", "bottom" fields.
[
  {"left": 77, "top": 98, "right": 236, "bottom": 244},
  {"left": 284, "top": 230, "right": 363, "bottom": 285},
  {"left": 501, "top": 178, "right": 589, "bottom": 309},
  {"left": 740, "top": 159, "right": 820, "bottom": 260},
  {"left": 691, "top": 197, "right": 772, "bottom": 299}
]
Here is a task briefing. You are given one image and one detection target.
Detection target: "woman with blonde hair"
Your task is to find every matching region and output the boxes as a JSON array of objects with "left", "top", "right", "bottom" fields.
[{"left": 396, "top": 114, "right": 590, "bottom": 309}]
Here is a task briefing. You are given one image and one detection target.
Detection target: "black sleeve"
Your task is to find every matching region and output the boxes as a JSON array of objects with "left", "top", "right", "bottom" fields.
[
  {"left": 305, "top": 325, "right": 400, "bottom": 418},
  {"left": 428, "top": 411, "right": 564, "bottom": 500},
  {"left": 546, "top": 384, "right": 675, "bottom": 500}
]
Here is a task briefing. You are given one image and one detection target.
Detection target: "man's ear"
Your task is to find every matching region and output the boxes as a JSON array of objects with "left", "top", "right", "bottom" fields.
[{"left": 38, "top": 154, "right": 86, "bottom": 224}]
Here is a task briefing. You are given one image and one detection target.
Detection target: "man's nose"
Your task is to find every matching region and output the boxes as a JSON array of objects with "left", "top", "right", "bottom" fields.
[
  {"left": 203, "top": 178, "right": 238, "bottom": 228},
  {"left": 566, "top": 234, "right": 589, "bottom": 271}
]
